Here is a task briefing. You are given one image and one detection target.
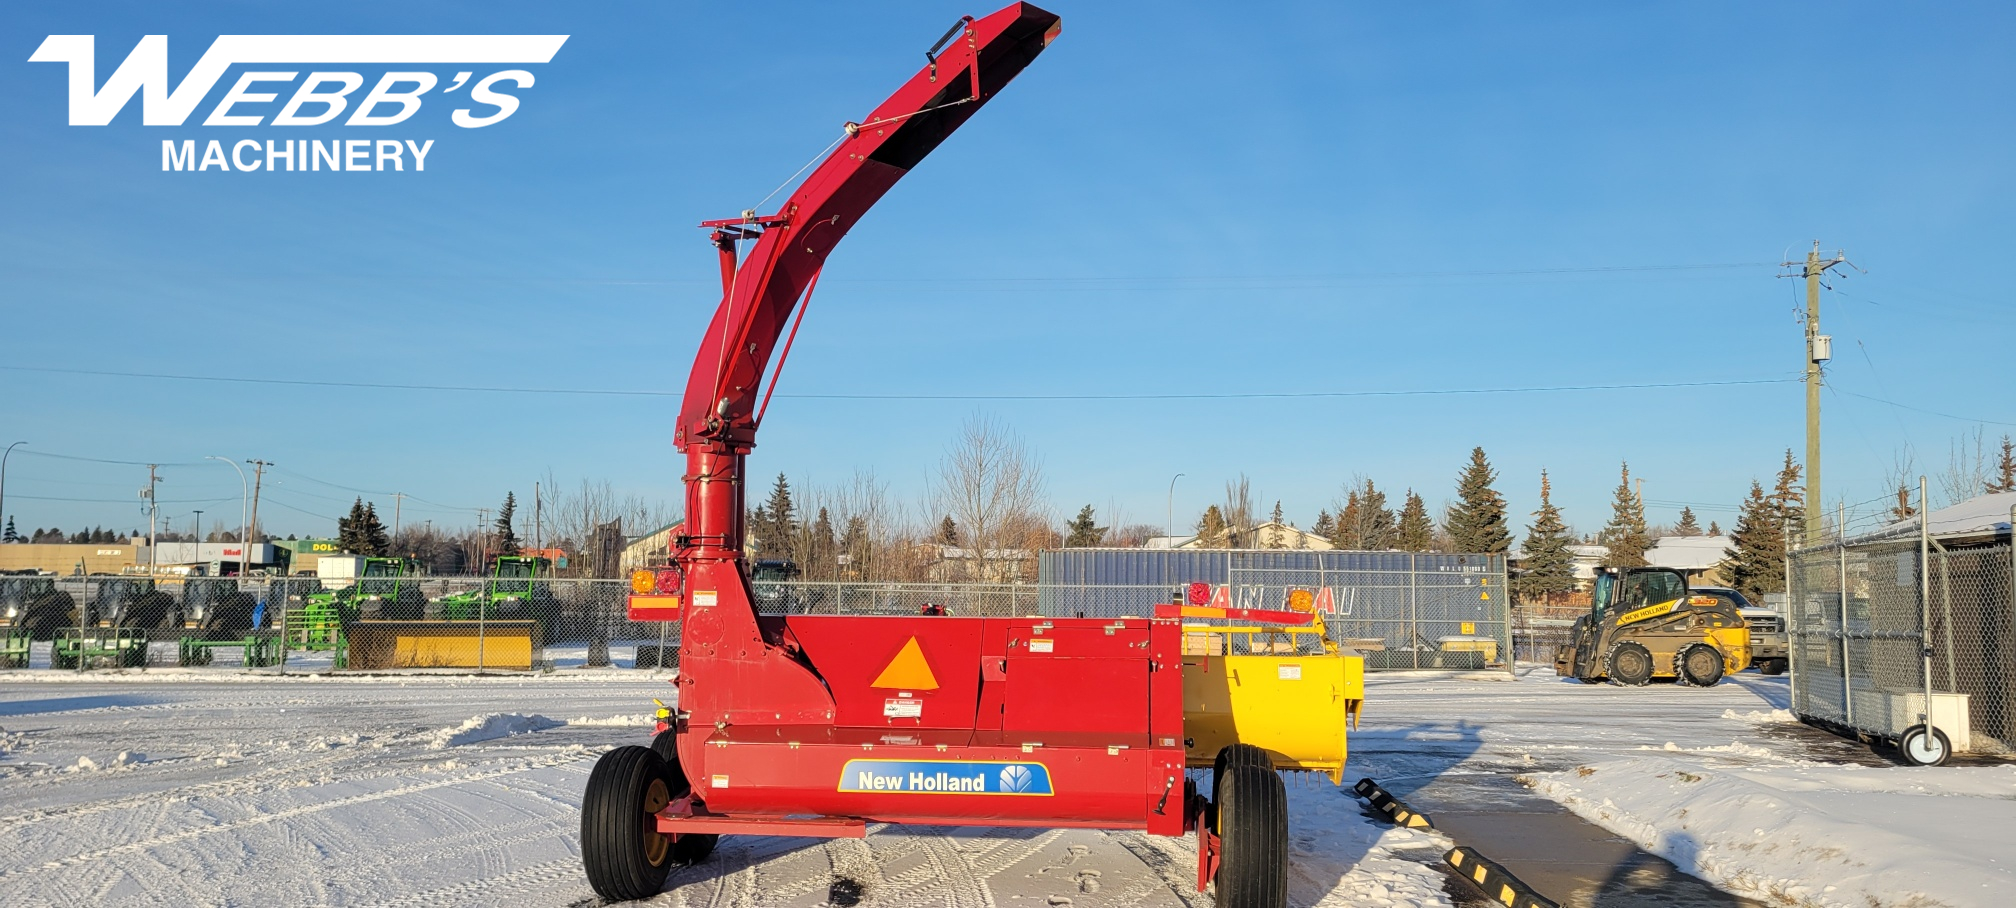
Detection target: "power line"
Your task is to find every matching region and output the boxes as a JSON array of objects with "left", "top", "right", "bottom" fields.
[
  {"left": 13, "top": 448, "right": 205, "bottom": 467},
  {"left": 785, "top": 378, "right": 1797, "bottom": 401},
  {"left": 0, "top": 365, "right": 1797, "bottom": 401},
  {"left": 1828, "top": 385, "right": 2016, "bottom": 428}
]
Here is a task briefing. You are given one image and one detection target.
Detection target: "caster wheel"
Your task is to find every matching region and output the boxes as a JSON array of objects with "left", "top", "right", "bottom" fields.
[{"left": 1898, "top": 724, "right": 1951, "bottom": 767}]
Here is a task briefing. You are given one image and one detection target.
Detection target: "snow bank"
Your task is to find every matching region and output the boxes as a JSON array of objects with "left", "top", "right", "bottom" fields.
[
  {"left": 1530, "top": 756, "right": 2016, "bottom": 908},
  {"left": 563, "top": 714, "right": 653, "bottom": 727},
  {"left": 426, "top": 713, "right": 563, "bottom": 749},
  {"left": 1722, "top": 707, "right": 1799, "bottom": 725}
]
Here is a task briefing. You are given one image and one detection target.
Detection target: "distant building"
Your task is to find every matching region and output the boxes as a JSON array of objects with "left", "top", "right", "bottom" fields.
[
  {"left": 1151, "top": 523, "right": 1336, "bottom": 551},
  {"left": 0, "top": 542, "right": 143, "bottom": 575},
  {"left": 621, "top": 521, "right": 684, "bottom": 571},
  {"left": 916, "top": 544, "right": 1035, "bottom": 583}
]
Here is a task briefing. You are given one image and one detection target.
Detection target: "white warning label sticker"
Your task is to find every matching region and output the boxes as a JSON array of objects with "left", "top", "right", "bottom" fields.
[
  {"left": 1278, "top": 664, "right": 1302, "bottom": 680},
  {"left": 884, "top": 698, "right": 923, "bottom": 718},
  {"left": 692, "top": 590, "right": 718, "bottom": 607},
  {"left": 1029, "top": 638, "right": 1055, "bottom": 653}
]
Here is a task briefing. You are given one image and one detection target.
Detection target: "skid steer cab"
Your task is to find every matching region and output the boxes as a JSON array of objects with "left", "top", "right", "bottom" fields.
[{"left": 1554, "top": 567, "right": 1749, "bottom": 686}]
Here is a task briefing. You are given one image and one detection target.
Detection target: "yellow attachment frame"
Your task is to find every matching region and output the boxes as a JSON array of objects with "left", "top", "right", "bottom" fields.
[{"left": 1179, "top": 609, "right": 1364, "bottom": 784}]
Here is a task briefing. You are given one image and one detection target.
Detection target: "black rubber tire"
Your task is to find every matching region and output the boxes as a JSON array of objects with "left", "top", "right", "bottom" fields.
[
  {"left": 1759, "top": 658, "right": 1787, "bottom": 676},
  {"left": 1605, "top": 641, "right": 1654, "bottom": 686},
  {"left": 1211, "top": 743, "right": 1269, "bottom": 821},
  {"left": 1215, "top": 762, "right": 1288, "bottom": 908},
  {"left": 650, "top": 729, "right": 719, "bottom": 864},
  {"left": 1897, "top": 724, "right": 1952, "bottom": 766},
  {"left": 1678, "top": 645, "right": 1725, "bottom": 687},
  {"left": 582, "top": 745, "right": 676, "bottom": 901}
]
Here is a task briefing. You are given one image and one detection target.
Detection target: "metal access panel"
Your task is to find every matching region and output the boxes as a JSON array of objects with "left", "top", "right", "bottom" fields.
[
  {"left": 1002, "top": 619, "right": 1154, "bottom": 735},
  {"left": 788, "top": 616, "right": 986, "bottom": 730}
]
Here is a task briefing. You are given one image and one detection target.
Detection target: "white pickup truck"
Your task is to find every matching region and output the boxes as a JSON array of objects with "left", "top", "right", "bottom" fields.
[{"left": 1691, "top": 585, "right": 1787, "bottom": 675}]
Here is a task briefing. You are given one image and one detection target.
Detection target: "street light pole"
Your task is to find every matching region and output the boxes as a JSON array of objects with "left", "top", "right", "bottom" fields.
[
  {"left": 1167, "top": 473, "right": 1186, "bottom": 543},
  {"left": 207, "top": 456, "right": 248, "bottom": 576},
  {"left": 0, "top": 441, "right": 25, "bottom": 538},
  {"left": 193, "top": 510, "right": 204, "bottom": 568}
]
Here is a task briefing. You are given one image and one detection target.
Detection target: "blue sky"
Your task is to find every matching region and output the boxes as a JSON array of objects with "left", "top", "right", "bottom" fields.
[{"left": 2, "top": 2, "right": 2011, "bottom": 543}]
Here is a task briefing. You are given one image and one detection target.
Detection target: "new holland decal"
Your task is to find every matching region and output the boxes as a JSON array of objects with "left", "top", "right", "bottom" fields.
[{"left": 838, "top": 760, "right": 1054, "bottom": 796}]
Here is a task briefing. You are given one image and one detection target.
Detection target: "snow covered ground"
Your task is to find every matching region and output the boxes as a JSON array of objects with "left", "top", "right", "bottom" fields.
[
  {"left": 0, "top": 670, "right": 1454, "bottom": 907},
  {"left": 2, "top": 665, "right": 2003, "bottom": 907}
]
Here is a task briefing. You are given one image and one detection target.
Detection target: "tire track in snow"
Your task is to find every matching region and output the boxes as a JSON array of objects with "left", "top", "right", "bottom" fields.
[{"left": 0, "top": 751, "right": 590, "bottom": 881}]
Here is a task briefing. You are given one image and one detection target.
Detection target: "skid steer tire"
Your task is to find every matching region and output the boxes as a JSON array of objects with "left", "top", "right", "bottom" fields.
[
  {"left": 1759, "top": 658, "right": 1787, "bottom": 676},
  {"left": 1605, "top": 642, "right": 1654, "bottom": 686},
  {"left": 651, "top": 729, "right": 719, "bottom": 865},
  {"left": 1215, "top": 762, "right": 1288, "bottom": 908},
  {"left": 1678, "top": 645, "right": 1724, "bottom": 687},
  {"left": 582, "top": 745, "right": 676, "bottom": 901}
]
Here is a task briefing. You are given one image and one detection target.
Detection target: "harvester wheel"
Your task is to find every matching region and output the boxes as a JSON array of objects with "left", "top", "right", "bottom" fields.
[
  {"left": 1678, "top": 644, "right": 1724, "bottom": 687},
  {"left": 1215, "top": 762, "right": 1287, "bottom": 908},
  {"left": 651, "top": 729, "right": 719, "bottom": 864},
  {"left": 1605, "top": 642, "right": 1654, "bottom": 686},
  {"left": 582, "top": 745, "right": 676, "bottom": 900},
  {"left": 1212, "top": 743, "right": 1269, "bottom": 799}
]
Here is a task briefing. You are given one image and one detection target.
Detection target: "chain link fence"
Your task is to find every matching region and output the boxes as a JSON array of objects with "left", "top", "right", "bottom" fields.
[
  {"left": 3, "top": 550, "right": 1511, "bottom": 674},
  {"left": 1037, "top": 549, "right": 1511, "bottom": 671},
  {"left": 1790, "top": 536, "right": 2014, "bottom": 756}
]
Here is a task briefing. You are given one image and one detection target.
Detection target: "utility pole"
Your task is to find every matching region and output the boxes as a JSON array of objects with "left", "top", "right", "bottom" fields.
[
  {"left": 143, "top": 464, "right": 161, "bottom": 577},
  {"left": 1783, "top": 242, "right": 1847, "bottom": 546},
  {"left": 391, "top": 492, "right": 404, "bottom": 541},
  {"left": 246, "top": 460, "right": 271, "bottom": 552}
]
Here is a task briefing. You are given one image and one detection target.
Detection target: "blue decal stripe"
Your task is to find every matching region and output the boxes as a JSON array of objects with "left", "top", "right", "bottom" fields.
[{"left": 837, "top": 760, "right": 1055, "bottom": 796}]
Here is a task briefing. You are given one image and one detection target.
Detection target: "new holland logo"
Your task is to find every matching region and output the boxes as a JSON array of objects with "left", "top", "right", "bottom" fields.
[
  {"left": 28, "top": 34, "right": 568, "bottom": 172},
  {"left": 838, "top": 760, "right": 1054, "bottom": 796}
]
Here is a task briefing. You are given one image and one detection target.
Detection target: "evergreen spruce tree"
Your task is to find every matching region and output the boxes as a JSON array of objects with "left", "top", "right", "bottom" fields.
[
  {"left": 361, "top": 503, "right": 391, "bottom": 556},
  {"left": 338, "top": 498, "right": 369, "bottom": 552},
  {"left": 1769, "top": 450, "right": 1805, "bottom": 548},
  {"left": 754, "top": 474, "right": 798, "bottom": 558},
  {"left": 809, "top": 507, "right": 836, "bottom": 572},
  {"left": 1397, "top": 490, "right": 1434, "bottom": 552},
  {"left": 1599, "top": 462, "right": 1651, "bottom": 567},
  {"left": 493, "top": 493, "right": 521, "bottom": 557},
  {"left": 1674, "top": 507, "right": 1703, "bottom": 536},
  {"left": 1988, "top": 435, "right": 2016, "bottom": 493},
  {"left": 939, "top": 515, "right": 960, "bottom": 546},
  {"left": 1195, "top": 505, "right": 1228, "bottom": 548},
  {"left": 1444, "top": 447, "right": 1512, "bottom": 554},
  {"left": 1064, "top": 505, "right": 1107, "bottom": 547},
  {"left": 1514, "top": 470, "right": 1577, "bottom": 600},
  {"left": 1708, "top": 520, "right": 1722, "bottom": 536},
  {"left": 1332, "top": 489, "right": 1363, "bottom": 549},
  {"left": 1718, "top": 480, "right": 1786, "bottom": 602},
  {"left": 1311, "top": 509, "right": 1335, "bottom": 541},
  {"left": 2, "top": 516, "right": 16, "bottom": 543},
  {"left": 1265, "top": 501, "right": 1287, "bottom": 549}
]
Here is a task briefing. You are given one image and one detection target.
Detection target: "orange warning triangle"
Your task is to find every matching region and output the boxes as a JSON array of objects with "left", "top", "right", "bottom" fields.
[{"left": 871, "top": 637, "right": 939, "bottom": 690}]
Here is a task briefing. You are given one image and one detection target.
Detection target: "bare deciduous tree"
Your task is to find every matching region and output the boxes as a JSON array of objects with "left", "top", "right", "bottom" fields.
[{"left": 933, "top": 415, "right": 1049, "bottom": 581}]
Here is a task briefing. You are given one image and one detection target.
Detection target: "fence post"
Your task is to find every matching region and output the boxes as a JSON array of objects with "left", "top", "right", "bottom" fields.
[
  {"left": 1409, "top": 554, "right": 1420, "bottom": 670},
  {"left": 1837, "top": 516, "right": 1851, "bottom": 726},
  {"left": 1919, "top": 477, "right": 1935, "bottom": 743},
  {"left": 477, "top": 587, "right": 487, "bottom": 674}
]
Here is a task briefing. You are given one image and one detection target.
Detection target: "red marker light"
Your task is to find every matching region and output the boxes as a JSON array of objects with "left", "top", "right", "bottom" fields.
[
  {"left": 1186, "top": 582, "right": 1211, "bottom": 606},
  {"left": 655, "top": 569, "right": 682, "bottom": 594}
]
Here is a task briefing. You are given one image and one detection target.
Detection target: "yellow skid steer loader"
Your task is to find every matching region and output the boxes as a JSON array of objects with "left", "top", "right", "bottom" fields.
[{"left": 1554, "top": 567, "right": 1749, "bottom": 686}]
